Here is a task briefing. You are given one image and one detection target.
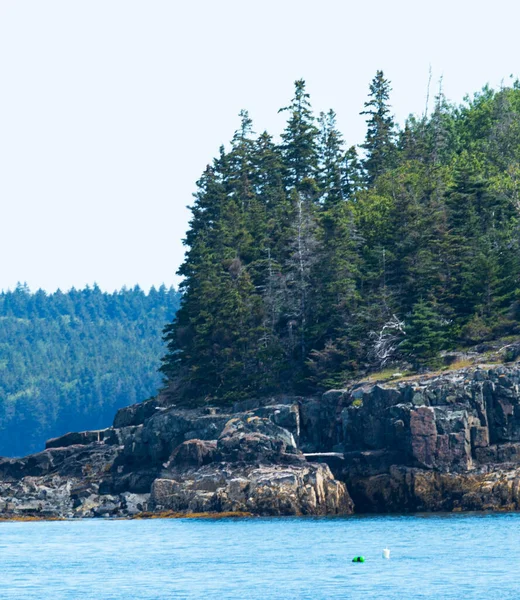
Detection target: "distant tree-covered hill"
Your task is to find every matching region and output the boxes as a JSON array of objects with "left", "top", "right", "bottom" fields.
[{"left": 0, "top": 284, "right": 179, "bottom": 456}]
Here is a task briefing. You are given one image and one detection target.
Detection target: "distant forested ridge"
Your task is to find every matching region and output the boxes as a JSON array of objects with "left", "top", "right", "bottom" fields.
[
  {"left": 0, "top": 284, "right": 179, "bottom": 456},
  {"left": 162, "top": 73, "right": 520, "bottom": 404}
]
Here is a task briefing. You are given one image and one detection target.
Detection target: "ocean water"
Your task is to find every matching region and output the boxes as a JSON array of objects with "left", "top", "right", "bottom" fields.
[{"left": 1, "top": 513, "right": 519, "bottom": 599}]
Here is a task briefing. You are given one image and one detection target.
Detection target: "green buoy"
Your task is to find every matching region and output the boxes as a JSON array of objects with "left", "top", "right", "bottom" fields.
[{"left": 352, "top": 556, "right": 365, "bottom": 563}]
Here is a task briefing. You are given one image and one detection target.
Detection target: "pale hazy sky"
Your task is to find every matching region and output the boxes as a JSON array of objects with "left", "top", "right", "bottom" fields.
[{"left": 1, "top": 0, "right": 518, "bottom": 293}]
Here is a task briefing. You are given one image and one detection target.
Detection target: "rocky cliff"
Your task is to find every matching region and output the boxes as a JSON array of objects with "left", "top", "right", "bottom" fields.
[
  {"left": 336, "top": 365, "right": 520, "bottom": 512},
  {"left": 0, "top": 396, "right": 352, "bottom": 518},
  {"left": 3, "top": 365, "right": 520, "bottom": 518}
]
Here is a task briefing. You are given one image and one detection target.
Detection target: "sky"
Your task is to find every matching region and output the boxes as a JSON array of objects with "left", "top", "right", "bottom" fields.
[{"left": 1, "top": 0, "right": 519, "bottom": 293}]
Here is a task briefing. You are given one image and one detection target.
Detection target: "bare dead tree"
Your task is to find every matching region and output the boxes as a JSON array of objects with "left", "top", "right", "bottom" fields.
[
  {"left": 288, "top": 190, "right": 319, "bottom": 360},
  {"left": 369, "top": 314, "right": 406, "bottom": 367},
  {"left": 424, "top": 65, "right": 433, "bottom": 120}
]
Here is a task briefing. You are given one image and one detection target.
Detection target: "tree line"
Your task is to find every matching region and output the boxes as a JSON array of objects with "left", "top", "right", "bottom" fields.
[
  {"left": 0, "top": 284, "right": 179, "bottom": 456},
  {"left": 161, "top": 72, "right": 520, "bottom": 403}
]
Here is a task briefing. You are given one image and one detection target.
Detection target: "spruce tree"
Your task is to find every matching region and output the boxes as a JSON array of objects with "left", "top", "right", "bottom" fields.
[
  {"left": 318, "top": 109, "right": 345, "bottom": 205},
  {"left": 400, "top": 299, "right": 446, "bottom": 365},
  {"left": 279, "top": 79, "right": 319, "bottom": 189},
  {"left": 442, "top": 159, "right": 491, "bottom": 326},
  {"left": 361, "top": 70, "right": 396, "bottom": 183},
  {"left": 307, "top": 198, "right": 361, "bottom": 386},
  {"left": 342, "top": 145, "right": 364, "bottom": 199}
]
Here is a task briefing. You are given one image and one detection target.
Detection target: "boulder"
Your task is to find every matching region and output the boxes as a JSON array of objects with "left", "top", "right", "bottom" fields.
[
  {"left": 123, "top": 408, "right": 232, "bottom": 465},
  {"left": 150, "top": 462, "right": 353, "bottom": 516},
  {"left": 251, "top": 404, "right": 300, "bottom": 443},
  {"left": 217, "top": 415, "right": 298, "bottom": 463},
  {"left": 45, "top": 429, "right": 110, "bottom": 449},
  {"left": 113, "top": 397, "right": 161, "bottom": 428},
  {"left": 169, "top": 440, "right": 217, "bottom": 467}
]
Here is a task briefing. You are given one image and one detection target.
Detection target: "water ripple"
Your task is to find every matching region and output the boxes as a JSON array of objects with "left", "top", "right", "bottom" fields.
[{"left": 0, "top": 514, "right": 519, "bottom": 599}]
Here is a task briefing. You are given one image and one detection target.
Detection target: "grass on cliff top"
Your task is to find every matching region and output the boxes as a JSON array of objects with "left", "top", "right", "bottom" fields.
[
  {"left": 363, "top": 346, "right": 518, "bottom": 387},
  {"left": 363, "top": 368, "right": 414, "bottom": 384},
  {"left": 366, "top": 360, "right": 498, "bottom": 386}
]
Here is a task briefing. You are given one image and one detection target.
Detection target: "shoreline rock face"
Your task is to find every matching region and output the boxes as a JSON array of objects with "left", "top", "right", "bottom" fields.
[
  {"left": 151, "top": 463, "right": 351, "bottom": 517},
  {"left": 329, "top": 366, "right": 520, "bottom": 512},
  {"left": 149, "top": 415, "right": 352, "bottom": 516},
  {"left": 347, "top": 465, "right": 520, "bottom": 513},
  {"left": 0, "top": 402, "right": 353, "bottom": 518},
  {"left": 3, "top": 365, "right": 520, "bottom": 518}
]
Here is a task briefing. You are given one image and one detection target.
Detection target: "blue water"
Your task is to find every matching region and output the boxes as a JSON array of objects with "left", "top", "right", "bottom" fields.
[{"left": 1, "top": 513, "right": 519, "bottom": 599}]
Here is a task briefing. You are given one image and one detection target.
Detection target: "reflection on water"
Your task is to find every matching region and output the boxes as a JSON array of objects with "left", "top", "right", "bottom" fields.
[{"left": 1, "top": 513, "right": 519, "bottom": 599}]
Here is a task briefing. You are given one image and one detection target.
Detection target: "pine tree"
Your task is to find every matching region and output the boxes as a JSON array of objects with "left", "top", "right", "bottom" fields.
[
  {"left": 229, "top": 109, "right": 256, "bottom": 214},
  {"left": 442, "top": 158, "right": 492, "bottom": 326},
  {"left": 342, "top": 145, "right": 364, "bottom": 199},
  {"left": 361, "top": 70, "right": 396, "bottom": 183},
  {"left": 161, "top": 152, "right": 229, "bottom": 389},
  {"left": 400, "top": 299, "right": 446, "bottom": 364},
  {"left": 248, "top": 131, "right": 291, "bottom": 376},
  {"left": 307, "top": 198, "right": 361, "bottom": 386},
  {"left": 317, "top": 109, "right": 345, "bottom": 205},
  {"left": 279, "top": 79, "right": 319, "bottom": 189}
]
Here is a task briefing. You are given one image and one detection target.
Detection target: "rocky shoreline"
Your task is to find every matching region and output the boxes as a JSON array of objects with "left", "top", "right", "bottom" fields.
[{"left": 2, "top": 365, "right": 520, "bottom": 518}]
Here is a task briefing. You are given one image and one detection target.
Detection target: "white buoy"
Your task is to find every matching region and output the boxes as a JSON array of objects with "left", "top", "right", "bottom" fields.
[{"left": 382, "top": 548, "right": 390, "bottom": 559}]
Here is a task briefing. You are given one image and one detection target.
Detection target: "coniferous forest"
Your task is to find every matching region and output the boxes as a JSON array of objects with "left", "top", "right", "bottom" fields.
[
  {"left": 161, "top": 72, "right": 520, "bottom": 404},
  {"left": 0, "top": 285, "right": 179, "bottom": 456}
]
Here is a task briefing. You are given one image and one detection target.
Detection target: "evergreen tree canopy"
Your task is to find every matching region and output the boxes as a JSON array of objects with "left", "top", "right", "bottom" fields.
[{"left": 162, "top": 73, "right": 520, "bottom": 406}]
